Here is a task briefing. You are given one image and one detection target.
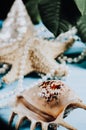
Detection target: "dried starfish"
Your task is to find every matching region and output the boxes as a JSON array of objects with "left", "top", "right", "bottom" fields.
[
  {"left": 0, "top": 0, "right": 34, "bottom": 83},
  {"left": 0, "top": 0, "right": 75, "bottom": 84},
  {"left": 0, "top": 37, "right": 74, "bottom": 84},
  {"left": 8, "top": 80, "right": 86, "bottom": 130}
]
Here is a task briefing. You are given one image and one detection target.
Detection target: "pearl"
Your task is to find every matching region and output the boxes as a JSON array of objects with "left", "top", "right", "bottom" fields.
[
  {"left": 78, "top": 55, "right": 82, "bottom": 60},
  {"left": 63, "top": 56, "right": 67, "bottom": 60},
  {"left": 81, "top": 52, "right": 85, "bottom": 56},
  {"left": 73, "top": 58, "right": 78, "bottom": 62},
  {"left": 0, "top": 64, "right": 9, "bottom": 74},
  {"left": 56, "top": 27, "right": 77, "bottom": 42},
  {"left": 67, "top": 58, "right": 73, "bottom": 63},
  {"left": 58, "top": 56, "right": 62, "bottom": 61},
  {"left": 58, "top": 46, "right": 86, "bottom": 63}
]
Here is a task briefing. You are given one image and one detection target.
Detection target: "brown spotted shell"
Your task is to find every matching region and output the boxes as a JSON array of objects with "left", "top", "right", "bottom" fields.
[{"left": 9, "top": 80, "right": 86, "bottom": 130}]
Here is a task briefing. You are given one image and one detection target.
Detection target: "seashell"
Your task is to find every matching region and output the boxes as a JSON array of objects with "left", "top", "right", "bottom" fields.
[{"left": 9, "top": 80, "right": 86, "bottom": 130}]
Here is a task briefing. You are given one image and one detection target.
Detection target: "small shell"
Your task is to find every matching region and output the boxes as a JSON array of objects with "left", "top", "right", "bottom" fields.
[{"left": 9, "top": 80, "right": 86, "bottom": 130}]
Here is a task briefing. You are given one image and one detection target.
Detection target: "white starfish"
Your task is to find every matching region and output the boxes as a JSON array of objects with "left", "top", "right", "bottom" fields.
[{"left": 0, "top": 0, "right": 75, "bottom": 84}]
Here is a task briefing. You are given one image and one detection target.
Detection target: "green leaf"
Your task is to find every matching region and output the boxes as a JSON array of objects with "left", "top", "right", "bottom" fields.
[
  {"left": 57, "top": 19, "right": 72, "bottom": 35},
  {"left": 74, "top": 0, "right": 86, "bottom": 15},
  {"left": 25, "top": 0, "right": 40, "bottom": 24},
  {"left": 25, "top": 0, "right": 82, "bottom": 36},
  {"left": 76, "top": 15, "right": 86, "bottom": 42},
  {"left": 38, "top": 0, "right": 81, "bottom": 36},
  {"left": 38, "top": 0, "right": 61, "bottom": 36},
  {"left": 60, "top": 0, "right": 81, "bottom": 25}
]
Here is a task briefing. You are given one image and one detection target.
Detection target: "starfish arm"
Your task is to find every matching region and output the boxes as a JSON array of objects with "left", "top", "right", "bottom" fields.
[
  {"left": 0, "top": 0, "right": 35, "bottom": 56},
  {"left": 52, "top": 38, "right": 75, "bottom": 58},
  {"left": 35, "top": 38, "right": 74, "bottom": 59},
  {"left": 2, "top": 61, "right": 20, "bottom": 84},
  {"left": 37, "top": 57, "right": 68, "bottom": 77},
  {"left": 2, "top": 60, "right": 33, "bottom": 84},
  {"left": 29, "top": 44, "right": 68, "bottom": 77}
]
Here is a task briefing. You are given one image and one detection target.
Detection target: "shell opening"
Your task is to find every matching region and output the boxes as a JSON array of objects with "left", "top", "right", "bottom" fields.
[{"left": 63, "top": 103, "right": 77, "bottom": 118}]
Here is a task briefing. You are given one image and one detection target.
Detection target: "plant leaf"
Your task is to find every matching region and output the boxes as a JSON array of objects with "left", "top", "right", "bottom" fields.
[
  {"left": 38, "top": 0, "right": 61, "bottom": 36},
  {"left": 76, "top": 15, "right": 86, "bottom": 42},
  {"left": 74, "top": 0, "right": 86, "bottom": 15},
  {"left": 38, "top": 0, "right": 81, "bottom": 36},
  {"left": 57, "top": 19, "right": 72, "bottom": 35},
  {"left": 25, "top": 0, "right": 40, "bottom": 24},
  {"left": 61, "top": 0, "right": 81, "bottom": 25}
]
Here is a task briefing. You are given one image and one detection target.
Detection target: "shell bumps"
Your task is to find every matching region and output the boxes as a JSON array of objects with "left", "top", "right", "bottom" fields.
[{"left": 9, "top": 80, "right": 86, "bottom": 130}]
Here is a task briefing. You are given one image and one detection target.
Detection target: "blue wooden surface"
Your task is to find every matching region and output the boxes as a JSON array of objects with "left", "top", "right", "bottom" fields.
[{"left": 0, "top": 20, "right": 3, "bottom": 28}]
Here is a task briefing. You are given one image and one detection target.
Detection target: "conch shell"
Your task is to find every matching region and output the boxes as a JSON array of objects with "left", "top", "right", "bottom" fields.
[{"left": 9, "top": 80, "right": 86, "bottom": 130}]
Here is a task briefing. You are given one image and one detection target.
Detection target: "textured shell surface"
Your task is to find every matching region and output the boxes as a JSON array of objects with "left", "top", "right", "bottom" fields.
[{"left": 9, "top": 80, "right": 86, "bottom": 130}]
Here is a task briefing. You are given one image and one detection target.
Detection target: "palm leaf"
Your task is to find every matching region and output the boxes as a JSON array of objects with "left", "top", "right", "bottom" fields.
[
  {"left": 38, "top": 0, "right": 61, "bottom": 36},
  {"left": 76, "top": 15, "right": 86, "bottom": 42},
  {"left": 38, "top": 0, "right": 81, "bottom": 36},
  {"left": 74, "top": 0, "right": 86, "bottom": 15},
  {"left": 25, "top": 0, "right": 40, "bottom": 24},
  {"left": 57, "top": 19, "right": 72, "bottom": 35},
  {"left": 61, "top": 0, "right": 81, "bottom": 25}
]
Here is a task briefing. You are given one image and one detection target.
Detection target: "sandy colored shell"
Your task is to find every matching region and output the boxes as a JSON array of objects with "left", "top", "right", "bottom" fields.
[{"left": 9, "top": 80, "right": 86, "bottom": 130}]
